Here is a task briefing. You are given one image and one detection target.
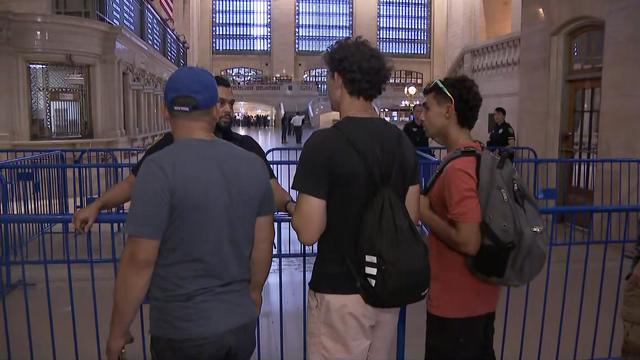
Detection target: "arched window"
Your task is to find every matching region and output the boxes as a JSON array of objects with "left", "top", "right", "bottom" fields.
[
  {"left": 568, "top": 27, "right": 604, "bottom": 73},
  {"left": 377, "top": 0, "right": 430, "bottom": 57},
  {"left": 303, "top": 68, "right": 328, "bottom": 95},
  {"left": 296, "top": 0, "right": 353, "bottom": 53},
  {"left": 213, "top": 0, "right": 271, "bottom": 53},
  {"left": 389, "top": 70, "right": 423, "bottom": 86},
  {"left": 221, "top": 67, "right": 264, "bottom": 85}
]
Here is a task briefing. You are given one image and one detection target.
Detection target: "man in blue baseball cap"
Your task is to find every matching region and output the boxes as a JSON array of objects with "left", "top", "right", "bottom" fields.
[{"left": 106, "top": 67, "right": 275, "bottom": 360}]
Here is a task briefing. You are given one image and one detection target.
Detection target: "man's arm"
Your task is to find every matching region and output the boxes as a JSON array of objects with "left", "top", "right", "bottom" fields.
[
  {"left": 292, "top": 193, "right": 327, "bottom": 246},
  {"left": 271, "top": 180, "right": 294, "bottom": 214},
  {"left": 405, "top": 185, "right": 420, "bottom": 225},
  {"left": 250, "top": 214, "right": 275, "bottom": 311},
  {"left": 72, "top": 175, "right": 135, "bottom": 233},
  {"left": 420, "top": 195, "right": 481, "bottom": 255},
  {"left": 507, "top": 125, "right": 516, "bottom": 147},
  {"left": 106, "top": 236, "right": 159, "bottom": 360}
]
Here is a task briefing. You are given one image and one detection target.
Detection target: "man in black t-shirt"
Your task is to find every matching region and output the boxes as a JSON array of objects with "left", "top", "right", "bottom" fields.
[
  {"left": 291, "top": 37, "right": 420, "bottom": 360},
  {"left": 73, "top": 76, "right": 295, "bottom": 233},
  {"left": 487, "top": 107, "right": 516, "bottom": 148}
]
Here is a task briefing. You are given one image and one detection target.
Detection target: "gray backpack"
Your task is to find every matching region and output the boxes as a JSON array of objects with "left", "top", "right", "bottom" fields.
[{"left": 425, "top": 147, "right": 548, "bottom": 286}]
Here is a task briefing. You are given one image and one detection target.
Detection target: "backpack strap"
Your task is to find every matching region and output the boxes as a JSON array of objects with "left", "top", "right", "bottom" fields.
[{"left": 423, "top": 147, "right": 480, "bottom": 195}]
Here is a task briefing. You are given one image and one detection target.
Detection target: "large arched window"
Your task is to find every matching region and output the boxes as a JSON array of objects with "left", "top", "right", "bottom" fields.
[
  {"left": 213, "top": 0, "right": 271, "bottom": 53},
  {"left": 389, "top": 70, "right": 423, "bottom": 86},
  {"left": 377, "top": 0, "right": 430, "bottom": 57},
  {"left": 303, "top": 68, "right": 328, "bottom": 95},
  {"left": 296, "top": 0, "right": 352, "bottom": 53},
  {"left": 221, "top": 67, "right": 264, "bottom": 85}
]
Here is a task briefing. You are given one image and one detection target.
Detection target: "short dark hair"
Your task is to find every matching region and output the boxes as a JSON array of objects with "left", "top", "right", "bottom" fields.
[
  {"left": 215, "top": 76, "right": 232, "bottom": 88},
  {"left": 494, "top": 107, "right": 506, "bottom": 116},
  {"left": 422, "top": 75, "right": 483, "bottom": 130},
  {"left": 323, "top": 37, "right": 392, "bottom": 102},
  {"left": 168, "top": 96, "right": 213, "bottom": 118}
]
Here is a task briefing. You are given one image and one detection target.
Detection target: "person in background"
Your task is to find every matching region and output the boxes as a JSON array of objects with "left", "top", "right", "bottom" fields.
[
  {"left": 420, "top": 76, "right": 500, "bottom": 360},
  {"left": 291, "top": 112, "right": 305, "bottom": 144},
  {"left": 403, "top": 104, "right": 433, "bottom": 155},
  {"left": 72, "top": 76, "right": 296, "bottom": 234},
  {"left": 281, "top": 113, "right": 289, "bottom": 144},
  {"left": 105, "top": 67, "right": 274, "bottom": 360},
  {"left": 291, "top": 37, "right": 420, "bottom": 360},
  {"left": 487, "top": 107, "right": 515, "bottom": 148}
]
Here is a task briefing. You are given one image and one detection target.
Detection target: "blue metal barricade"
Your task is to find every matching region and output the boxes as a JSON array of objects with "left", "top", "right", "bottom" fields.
[
  {"left": 265, "top": 147, "right": 304, "bottom": 163},
  {"left": 1, "top": 148, "right": 639, "bottom": 359},
  {"left": 418, "top": 146, "right": 539, "bottom": 161},
  {"left": 1, "top": 206, "right": 638, "bottom": 359}
]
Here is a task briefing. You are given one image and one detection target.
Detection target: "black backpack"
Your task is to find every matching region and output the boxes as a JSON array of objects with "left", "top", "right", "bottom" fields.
[
  {"left": 425, "top": 147, "right": 548, "bottom": 286},
  {"left": 336, "top": 127, "right": 430, "bottom": 308}
]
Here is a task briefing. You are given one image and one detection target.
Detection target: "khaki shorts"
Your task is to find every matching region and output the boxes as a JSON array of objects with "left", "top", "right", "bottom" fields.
[
  {"left": 307, "top": 290, "right": 400, "bottom": 360},
  {"left": 622, "top": 276, "right": 640, "bottom": 359}
]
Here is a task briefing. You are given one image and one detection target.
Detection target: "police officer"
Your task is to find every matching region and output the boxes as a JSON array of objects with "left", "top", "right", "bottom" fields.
[
  {"left": 403, "top": 104, "right": 431, "bottom": 149},
  {"left": 487, "top": 107, "right": 515, "bottom": 147}
]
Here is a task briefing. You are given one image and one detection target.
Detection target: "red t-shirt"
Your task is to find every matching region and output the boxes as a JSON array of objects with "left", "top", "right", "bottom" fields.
[{"left": 426, "top": 142, "right": 501, "bottom": 318}]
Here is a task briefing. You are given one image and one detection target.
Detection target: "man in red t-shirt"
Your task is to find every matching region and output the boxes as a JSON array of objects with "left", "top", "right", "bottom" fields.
[{"left": 420, "top": 76, "right": 501, "bottom": 360}]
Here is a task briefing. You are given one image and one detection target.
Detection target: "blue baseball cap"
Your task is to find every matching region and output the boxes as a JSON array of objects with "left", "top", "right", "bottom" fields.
[{"left": 164, "top": 67, "right": 218, "bottom": 113}]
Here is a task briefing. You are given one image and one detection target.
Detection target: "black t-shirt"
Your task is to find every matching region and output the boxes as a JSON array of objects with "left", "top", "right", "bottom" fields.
[
  {"left": 487, "top": 121, "right": 515, "bottom": 147},
  {"left": 131, "top": 132, "right": 276, "bottom": 179},
  {"left": 403, "top": 120, "right": 430, "bottom": 148},
  {"left": 292, "top": 117, "right": 419, "bottom": 294}
]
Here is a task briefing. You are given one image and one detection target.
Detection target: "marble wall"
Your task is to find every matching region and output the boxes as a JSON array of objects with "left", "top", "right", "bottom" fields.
[
  {"left": 0, "top": 10, "right": 176, "bottom": 146},
  {"left": 518, "top": 0, "right": 640, "bottom": 158}
]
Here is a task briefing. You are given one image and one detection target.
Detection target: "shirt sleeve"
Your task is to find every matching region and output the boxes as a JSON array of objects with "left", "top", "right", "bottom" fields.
[
  {"left": 400, "top": 131, "right": 419, "bottom": 186},
  {"left": 292, "top": 131, "right": 330, "bottom": 200},
  {"left": 257, "top": 167, "right": 275, "bottom": 216},
  {"left": 240, "top": 136, "right": 277, "bottom": 179},
  {"left": 131, "top": 133, "right": 173, "bottom": 176},
  {"left": 126, "top": 158, "right": 171, "bottom": 240},
  {"left": 443, "top": 159, "right": 481, "bottom": 223},
  {"left": 506, "top": 124, "right": 516, "bottom": 139}
]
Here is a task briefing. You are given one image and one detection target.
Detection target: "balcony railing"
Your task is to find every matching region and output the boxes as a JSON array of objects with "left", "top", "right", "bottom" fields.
[{"left": 54, "top": 0, "right": 187, "bottom": 67}]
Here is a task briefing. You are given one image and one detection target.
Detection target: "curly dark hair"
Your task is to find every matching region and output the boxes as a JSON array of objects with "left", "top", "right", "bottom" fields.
[
  {"left": 323, "top": 37, "right": 392, "bottom": 102},
  {"left": 423, "top": 75, "right": 483, "bottom": 130},
  {"left": 494, "top": 107, "right": 506, "bottom": 116}
]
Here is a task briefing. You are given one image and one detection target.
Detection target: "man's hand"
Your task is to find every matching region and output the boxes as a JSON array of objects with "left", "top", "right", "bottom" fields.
[
  {"left": 72, "top": 202, "right": 100, "bottom": 233},
  {"left": 106, "top": 330, "right": 133, "bottom": 360}
]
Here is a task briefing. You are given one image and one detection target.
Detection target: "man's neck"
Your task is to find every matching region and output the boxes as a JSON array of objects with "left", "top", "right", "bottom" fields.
[
  {"left": 339, "top": 96, "right": 378, "bottom": 119},
  {"left": 171, "top": 122, "right": 216, "bottom": 141},
  {"left": 443, "top": 128, "right": 474, "bottom": 152}
]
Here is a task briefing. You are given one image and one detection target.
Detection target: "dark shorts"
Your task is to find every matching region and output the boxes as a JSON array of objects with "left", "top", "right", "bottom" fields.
[
  {"left": 151, "top": 321, "right": 256, "bottom": 360},
  {"left": 425, "top": 312, "right": 496, "bottom": 360}
]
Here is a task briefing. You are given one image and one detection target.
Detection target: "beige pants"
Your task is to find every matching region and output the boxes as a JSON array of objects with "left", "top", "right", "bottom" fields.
[{"left": 307, "top": 290, "right": 400, "bottom": 360}]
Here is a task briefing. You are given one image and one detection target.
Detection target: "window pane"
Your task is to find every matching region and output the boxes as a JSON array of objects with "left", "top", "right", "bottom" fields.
[
  {"left": 296, "top": 0, "right": 352, "bottom": 53},
  {"left": 570, "top": 28, "right": 603, "bottom": 72},
  {"left": 221, "top": 67, "right": 264, "bottom": 85},
  {"left": 213, "top": 0, "right": 271, "bottom": 53},
  {"left": 303, "top": 68, "right": 328, "bottom": 95},
  {"left": 378, "top": 0, "right": 430, "bottom": 56},
  {"left": 390, "top": 70, "right": 423, "bottom": 85}
]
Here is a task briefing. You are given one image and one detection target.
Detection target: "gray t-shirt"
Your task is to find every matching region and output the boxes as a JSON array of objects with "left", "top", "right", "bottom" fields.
[{"left": 127, "top": 138, "right": 274, "bottom": 339}]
